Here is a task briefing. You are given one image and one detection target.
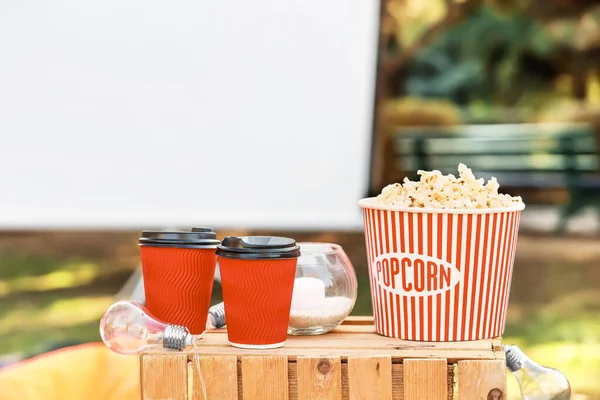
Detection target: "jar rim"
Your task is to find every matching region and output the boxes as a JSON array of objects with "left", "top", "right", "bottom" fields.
[{"left": 297, "top": 242, "right": 343, "bottom": 255}]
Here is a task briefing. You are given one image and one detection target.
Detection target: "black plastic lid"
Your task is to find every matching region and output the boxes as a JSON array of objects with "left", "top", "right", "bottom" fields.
[
  {"left": 216, "top": 236, "right": 301, "bottom": 260},
  {"left": 139, "top": 227, "right": 219, "bottom": 249}
]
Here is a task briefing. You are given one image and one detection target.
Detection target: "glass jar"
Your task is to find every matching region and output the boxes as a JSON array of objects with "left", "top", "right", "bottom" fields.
[{"left": 288, "top": 243, "right": 358, "bottom": 335}]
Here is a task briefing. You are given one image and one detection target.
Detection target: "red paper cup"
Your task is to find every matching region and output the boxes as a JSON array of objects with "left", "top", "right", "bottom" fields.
[
  {"left": 359, "top": 199, "right": 525, "bottom": 341},
  {"left": 217, "top": 236, "right": 300, "bottom": 349},
  {"left": 139, "top": 229, "right": 219, "bottom": 335}
]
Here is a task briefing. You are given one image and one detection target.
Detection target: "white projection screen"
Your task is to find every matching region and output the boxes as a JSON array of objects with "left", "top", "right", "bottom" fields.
[{"left": 0, "top": 1, "right": 379, "bottom": 230}]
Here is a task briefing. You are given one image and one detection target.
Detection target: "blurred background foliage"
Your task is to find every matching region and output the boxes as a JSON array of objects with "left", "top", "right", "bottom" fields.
[{"left": 379, "top": 0, "right": 600, "bottom": 125}]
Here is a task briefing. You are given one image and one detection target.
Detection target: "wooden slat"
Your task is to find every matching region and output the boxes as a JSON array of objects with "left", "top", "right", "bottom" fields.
[
  {"left": 348, "top": 361, "right": 454, "bottom": 400},
  {"left": 176, "top": 332, "right": 501, "bottom": 363},
  {"left": 403, "top": 359, "right": 448, "bottom": 400},
  {"left": 391, "top": 364, "right": 403, "bottom": 400},
  {"left": 457, "top": 360, "right": 507, "bottom": 400},
  {"left": 329, "top": 325, "right": 376, "bottom": 334},
  {"left": 491, "top": 338, "right": 503, "bottom": 353},
  {"left": 288, "top": 362, "right": 298, "bottom": 400},
  {"left": 172, "top": 348, "right": 498, "bottom": 363},
  {"left": 141, "top": 353, "right": 188, "bottom": 400},
  {"left": 242, "top": 356, "right": 289, "bottom": 400},
  {"left": 347, "top": 356, "right": 392, "bottom": 400},
  {"left": 196, "top": 332, "right": 499, "bottom": 351},
  {"left": 190, "top": 355, "right": 238, "bottom": 400},
  {"left": 342, "top": 316, "right": 374, "bottom": 324},
  {"left": 446, "top": 365, "right": 455, "bottom": 400},
  {"left": 200, "top": 332, "right": 497, "bottom": 350},
  {"left": 341, "top": 362, "right": 348, "bottom": 399},
  {"left": 297, "top": 356, "right": 342, "bottom": 400}
]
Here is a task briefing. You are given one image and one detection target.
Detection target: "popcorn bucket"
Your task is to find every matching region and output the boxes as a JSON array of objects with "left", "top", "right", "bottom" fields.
[{"left": 359, "top": 199, "right": 525, "bottom": 341}]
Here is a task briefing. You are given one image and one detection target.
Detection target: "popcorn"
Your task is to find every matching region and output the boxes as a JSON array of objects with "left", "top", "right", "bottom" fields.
[{"left": 376, "top": 163, "right": 523, "bottom": 209}]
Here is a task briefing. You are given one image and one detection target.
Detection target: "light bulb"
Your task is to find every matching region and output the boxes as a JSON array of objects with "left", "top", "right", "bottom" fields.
[
  {"left": 100, "top": 300, "right": 193, "bottom": 355},
  {"left": 504, "top": 345, "right": 571, "bottom": 400},
  {"left": 207, "top": 302, "right": 226, "bottom": 329}
]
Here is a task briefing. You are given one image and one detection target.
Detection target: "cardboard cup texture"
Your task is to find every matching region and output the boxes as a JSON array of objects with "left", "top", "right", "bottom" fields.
[
  {"left": 218, "top": 257, "right": 298, "bottom": 348},
  {"left": 140, "top": 247, "right": 217, "bottom": 335},
  {"left": 360, "top": 200, "right": 524, "bottom": 341}
]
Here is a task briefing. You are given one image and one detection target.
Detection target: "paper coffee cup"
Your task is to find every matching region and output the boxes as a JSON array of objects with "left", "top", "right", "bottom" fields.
[
  {"left": 139, "top": 228, "right": 219, "bottom": 335},
  {"left": 359, "top": 198, "right": 524, "bottom": 341},
  {"left": 217, "top": 236, "right": 300, "bottom": 349}
]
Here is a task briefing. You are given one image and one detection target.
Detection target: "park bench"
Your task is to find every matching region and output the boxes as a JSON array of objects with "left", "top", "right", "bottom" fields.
[{"left": 389, "top": 122, "right": 600, "bottom": 233}]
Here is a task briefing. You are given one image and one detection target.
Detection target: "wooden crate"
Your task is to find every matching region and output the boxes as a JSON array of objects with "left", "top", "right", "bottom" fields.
[{"left": 140, "top": 317, "right": 507, "bottom": 400}]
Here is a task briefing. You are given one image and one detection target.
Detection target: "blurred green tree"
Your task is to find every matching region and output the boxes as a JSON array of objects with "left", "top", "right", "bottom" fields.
[
  {"left": 380, "top": 0, "right": 600, "bottom": 114},
  {"left": 403, "top": 5, "right": 557, "bottom": 106}
]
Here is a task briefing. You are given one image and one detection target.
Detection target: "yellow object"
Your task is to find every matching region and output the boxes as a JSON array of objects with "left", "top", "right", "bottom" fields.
[
  {"left": 0, "top": 343, "right": 140, "bottom": 400},
  {"left": 378, "top": 97, "right": 462, "bottom": 138}
]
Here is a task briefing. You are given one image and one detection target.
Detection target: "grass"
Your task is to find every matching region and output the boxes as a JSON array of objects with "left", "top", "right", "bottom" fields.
[
  {"left": 1, "top": 231, "right": 599, "bottom": 398},
  {"left": 0, "top": 232, "right": 139, "bottom": 357},
  {"left": 0, "top": 261, "right": 122, "bottom": 358}
]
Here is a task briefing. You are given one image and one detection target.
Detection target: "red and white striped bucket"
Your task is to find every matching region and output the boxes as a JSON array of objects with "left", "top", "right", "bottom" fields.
[{"left": 359, "top": 198, "right": 525, "bottom": 341}]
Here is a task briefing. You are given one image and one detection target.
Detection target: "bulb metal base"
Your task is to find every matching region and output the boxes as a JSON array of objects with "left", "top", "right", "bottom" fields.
[
  {"left": 504, "top": 344, "right": 527, "bottom": 372},
  {"left": 208, "top": 302, "right": 226, "bottom": 329},
  {"left": 163, "top": 325, "right": 192, "bottom": 351}
]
